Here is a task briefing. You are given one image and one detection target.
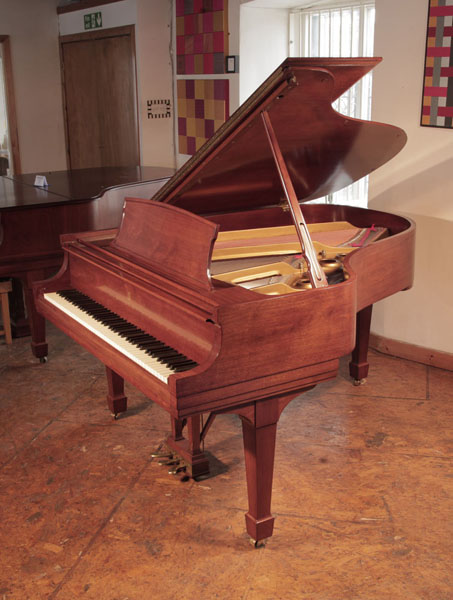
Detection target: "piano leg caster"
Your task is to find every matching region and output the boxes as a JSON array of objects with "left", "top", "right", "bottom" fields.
[
  {"left": 353, "top": 378, "right": 366, "bottom": 386},
  {"left": 39, "top": 356, "right": 47, "bottom": 364},
  {"left": 251, "top": 539, "right": 266, "bottom": 549}
]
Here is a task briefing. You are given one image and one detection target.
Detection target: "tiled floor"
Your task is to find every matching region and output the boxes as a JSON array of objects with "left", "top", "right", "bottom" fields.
[{"left": 0, "top": 325, "right": 452, "bottom": 599}]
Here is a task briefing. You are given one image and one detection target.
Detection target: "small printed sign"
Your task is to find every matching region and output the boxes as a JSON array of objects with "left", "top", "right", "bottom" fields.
[
  {"left": 147, "top": 99, "right": 171, "bottom": 119},
  {"left": 34, "top": 175, "right": 48, "bottom": 187},
  {"left": 84, "top": 12, "right": 102, "bottom": 30}
]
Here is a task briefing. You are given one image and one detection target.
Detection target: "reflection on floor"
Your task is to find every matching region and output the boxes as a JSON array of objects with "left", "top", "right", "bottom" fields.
[{"left": 0, "top": 324, "right": 452, "bottom": 599}]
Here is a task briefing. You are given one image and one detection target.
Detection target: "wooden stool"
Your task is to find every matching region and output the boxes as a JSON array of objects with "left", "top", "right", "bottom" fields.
[{"left": 0, "top": 280, "right": 13, "bottom": 344}]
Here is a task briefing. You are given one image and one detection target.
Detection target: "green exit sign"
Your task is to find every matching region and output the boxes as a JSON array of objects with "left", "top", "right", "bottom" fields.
[{"left": 84, "top": 12, "right": 102, "bottom": 30}]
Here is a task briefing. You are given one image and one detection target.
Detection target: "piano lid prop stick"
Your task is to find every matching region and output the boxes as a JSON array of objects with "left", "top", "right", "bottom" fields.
[{"left": 261, "top": 110, "right": 328, "bottom": 289}]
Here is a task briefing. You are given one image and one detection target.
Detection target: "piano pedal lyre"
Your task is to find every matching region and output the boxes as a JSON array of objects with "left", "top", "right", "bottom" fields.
[{"left": 151, "top": 443, "right": 192, "bottom": 481}]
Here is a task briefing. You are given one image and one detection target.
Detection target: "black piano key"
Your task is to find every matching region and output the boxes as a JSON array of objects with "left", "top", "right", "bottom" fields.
[
  {"left": 155, "top": 349, "right": 184, "bottom": 358},
  {"left": 56, "top": 289, "right": 199, "bottom": 373},
  {"left": 173, "top": 363, "right": 198, "bottom": 372},
  {"left": 142, "top": 341, "right": 168, "bottom": 350},
  {"left": 110, "top": 324, "right": 136, "bottom": 333},
  {"left": 158, "top": 357, "right": 188, "bottom": 366},
  {"left": 144, "top": 346, "right": 169, "bottom": 355},
  {"left": 165, "top": 357, "right": 193, "bottom": 366},
  {"left": 117, "top": 327, "right": 141, "bottom": 337},
  {"left": 127, "top": 333, "right": 151, "bottom": 342}
]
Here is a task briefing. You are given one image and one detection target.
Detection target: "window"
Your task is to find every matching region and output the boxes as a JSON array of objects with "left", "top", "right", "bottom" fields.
[{"left": 289, "top": 1, "right": 375, "bottom": 207}]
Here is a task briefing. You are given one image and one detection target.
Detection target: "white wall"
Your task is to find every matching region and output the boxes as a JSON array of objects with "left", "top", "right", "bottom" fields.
[
  {"left": 59, "top": 0, "right": 175, "bottom": 169},
  {"left": 239, "top": 5, "right": 289, "bottom": 103},
  {"left": 136, "top": 0, "right": 174, "bottom": 168},
  {"left": 1, "top": 0, "right": 67, "bottom": 173},
  {"left": 369, "top": 0, "right": 453, "bottom": 354}
]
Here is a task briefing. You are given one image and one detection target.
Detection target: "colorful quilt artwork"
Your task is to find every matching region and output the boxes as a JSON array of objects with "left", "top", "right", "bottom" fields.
[
  {"left": 176, "top": 0, "right": 228, "bottom": 75},
  {"left": 177, "top": 79, "right": 229, "bottom": 155},
  {"left": 421, "top": 0, "right": 453, "bottom": 128}
]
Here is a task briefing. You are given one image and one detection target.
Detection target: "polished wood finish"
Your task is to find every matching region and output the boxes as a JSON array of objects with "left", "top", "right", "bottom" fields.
[
  {"left": 0, "top": 167, "right": 173, "bottom": 358},
  {"left": 0, "top": 279, "right": 12, "bottom": 344},
  {"left": 105, "top": 366, "right": 127, "bottom": 416},
  {"left": 153, "top": 58, "right": 406, "bottom": 213},
  {"left": 60, "top": 26, "right": 139, "bottom": 169},
  {"left": 350, "top": 304, "right": 373, "bottom": 382},
  {"left": 166, "top": 416, "right": 210, "bottom": 478},
  {"left": 33, "top": 59, "right": 415, "bottom": 543}
]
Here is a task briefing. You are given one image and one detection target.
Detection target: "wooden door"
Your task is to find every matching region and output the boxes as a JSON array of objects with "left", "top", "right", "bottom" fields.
[{"left": 60, "top": 26, "right": 139, "bottom": 169}]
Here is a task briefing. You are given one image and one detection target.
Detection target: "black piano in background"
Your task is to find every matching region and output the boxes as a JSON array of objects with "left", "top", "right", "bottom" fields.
[
  {"left": 35, "top": 58, "right": 415, "bottom": 545},
  {"left": 0, "top": 166, "right": 174, "bottom": 359}
]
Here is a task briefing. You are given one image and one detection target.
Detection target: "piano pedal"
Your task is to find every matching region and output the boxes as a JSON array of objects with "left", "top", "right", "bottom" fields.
[
  {"left": 168, "top": 463, "right": 185, "bottom": 475},
  {"left": 151, "top": 448, "right": 173, "bottom": 459},
  {"left": 353, "top": 378, "right": 366, "bottom": 386},
  {"left": 158, "top": 458, "right": 178, "bottom": 466}
]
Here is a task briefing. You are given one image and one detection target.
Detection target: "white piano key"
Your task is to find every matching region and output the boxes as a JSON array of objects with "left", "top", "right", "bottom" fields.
[{"left": 44, "top": 292, "right": 175, "bottom": 383}]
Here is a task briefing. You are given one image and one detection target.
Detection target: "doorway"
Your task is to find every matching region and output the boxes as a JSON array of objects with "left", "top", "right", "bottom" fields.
[
  {"left": 0, "top": 35, "right": 21, "bottom": 175},
  {"left": 60, "top": 25, "right": 140, "bottom": 169}
]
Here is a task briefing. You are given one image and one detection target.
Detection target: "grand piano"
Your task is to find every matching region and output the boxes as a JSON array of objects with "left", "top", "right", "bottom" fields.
[
  {"left": 0, "top": 166, "right": 173, "bottom": 359},
  {"left": 34, "top": 58, "right": 415, "bottom": 545}
]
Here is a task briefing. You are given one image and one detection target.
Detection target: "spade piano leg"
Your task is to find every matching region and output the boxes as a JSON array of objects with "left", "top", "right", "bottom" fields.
[
  {"left": 106, "top": 367, "right": 128, "bottom": 417},
  {"left": 238, "top": 394, "right": 296, "bottom": 545},
  {"left": 22, "top": 271, "right": 49, "bottom": 361},
  {"left": 349, "top": 304, "right": 373, "bottom": 385}
]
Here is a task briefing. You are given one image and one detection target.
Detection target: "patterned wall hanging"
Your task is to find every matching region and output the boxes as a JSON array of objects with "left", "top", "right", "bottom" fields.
[
  {"left": 176, "top": 0, "right": 228, "bottom": 75},
  {"left": 177, "top": 78, "right": 229, "bottom": 155},
  {"left": 421, "top": 0, "right": 453, "bottom": 128}
]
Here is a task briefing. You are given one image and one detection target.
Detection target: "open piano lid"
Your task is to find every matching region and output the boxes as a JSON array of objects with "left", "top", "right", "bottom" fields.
[{"left": 153, "top": 57, "right": 407, "bottom": 215}]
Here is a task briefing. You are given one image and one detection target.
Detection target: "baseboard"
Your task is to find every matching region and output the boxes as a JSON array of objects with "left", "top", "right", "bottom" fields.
[{"left": 370, "top": 333, "right": 453, "bottom": 372}]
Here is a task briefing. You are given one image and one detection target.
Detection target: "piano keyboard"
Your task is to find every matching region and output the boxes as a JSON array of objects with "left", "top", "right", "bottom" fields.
[{"left": 44, "top": 289, "right": 198, "bottom": 383}]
